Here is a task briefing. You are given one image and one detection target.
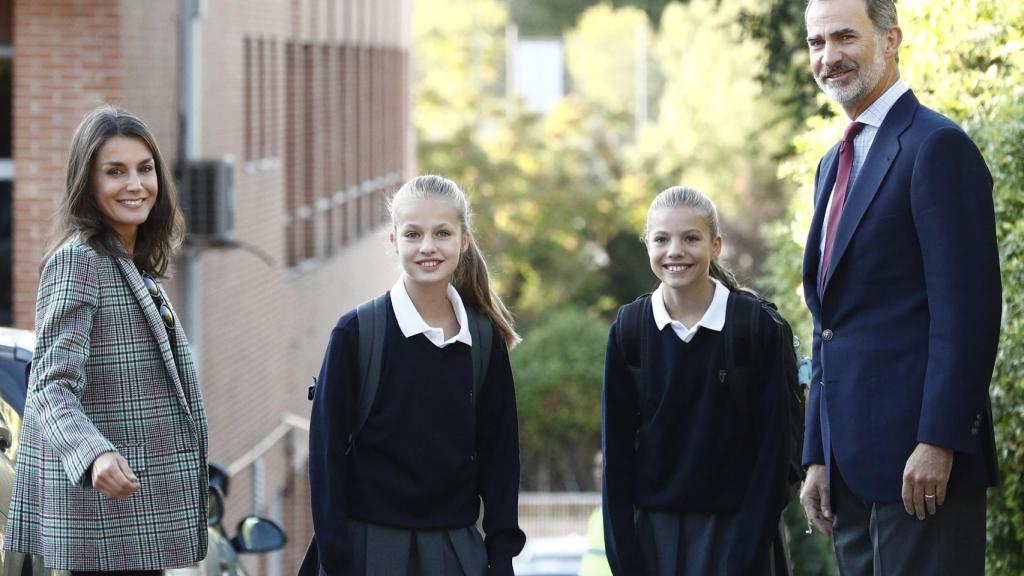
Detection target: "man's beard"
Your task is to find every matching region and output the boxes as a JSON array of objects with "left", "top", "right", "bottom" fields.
[{"left": 815, "top": 39, "right": 887, "bottom": 108}]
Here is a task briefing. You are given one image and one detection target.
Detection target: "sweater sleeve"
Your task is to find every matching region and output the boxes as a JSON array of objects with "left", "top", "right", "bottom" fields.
[
  {"left": 476, "top": 335, "right": 527, "bottom": 576},
  {"left": 308, "top": 314, "right": 358, "bottom": 575},
  {"left": 727, "top": 313, "right": 790, "bottom": 575},
  {"left": 601, "top": 322, "right": 644, "bottom": 576},
  {"left": 32, "top": 244, "right": 117, "bottom": 487}
]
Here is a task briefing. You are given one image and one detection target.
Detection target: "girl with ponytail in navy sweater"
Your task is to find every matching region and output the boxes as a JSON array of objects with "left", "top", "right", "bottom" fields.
[
  {"left": 309, "top": 175, "right": 525, "bottom": 575},
  {"left": 602, "top": 186, "right": 790, "bottom": 575}
]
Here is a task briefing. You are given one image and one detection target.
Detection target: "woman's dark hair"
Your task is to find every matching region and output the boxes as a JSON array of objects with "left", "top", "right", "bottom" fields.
[{"left": 44, "top": 105, "right": 184, "bottom": 277}]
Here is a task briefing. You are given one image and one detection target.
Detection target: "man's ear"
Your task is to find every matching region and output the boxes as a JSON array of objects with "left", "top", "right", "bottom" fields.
[{"left": 885, "top": 25, "right": 903, "bottom": 60}]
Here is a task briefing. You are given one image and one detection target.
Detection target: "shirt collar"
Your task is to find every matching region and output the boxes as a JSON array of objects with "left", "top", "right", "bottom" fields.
[
  {"left": 390, "top": 277, "right": 473, "bottom": 348},
  {"left": 650, "top": 279, "right": 730, "bottom": 343},
  {"left": 855, "top": 78, "right": 909, "bottom": 129}
]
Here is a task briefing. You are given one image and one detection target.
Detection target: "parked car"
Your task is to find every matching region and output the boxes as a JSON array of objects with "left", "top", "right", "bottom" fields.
[
  {"left": 0, "top": 327, "right": 286, "bottom": 576},
  {"left": 167, "top": 463, "right": 288, "bottom": 576},
  {"left": 513, "top": 534, "right": 588, "bottom": 576}
]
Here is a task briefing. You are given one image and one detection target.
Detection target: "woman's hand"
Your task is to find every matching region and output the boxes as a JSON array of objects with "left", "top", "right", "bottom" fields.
[{"left": 91, "top": 451, "right": 140, "bottom": 499}]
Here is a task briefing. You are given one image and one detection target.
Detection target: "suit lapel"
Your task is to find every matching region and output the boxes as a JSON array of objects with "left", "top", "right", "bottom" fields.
[
  {"left": 803, "top": 144, "right": 841, "bottom": 313},
  {"left": 822, "top": 91, "right": 919, "bottom": 292},
  {"left": 115, "top": 257, "right": 193, "bottom": 418}
]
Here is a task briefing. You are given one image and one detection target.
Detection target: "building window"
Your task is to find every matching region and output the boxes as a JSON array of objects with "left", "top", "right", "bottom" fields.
[
  {"left": 0, "top": 0, "right": 13, "bottom": 325},
  {"left": 279, "top": 28, "right": 407, "bottom": 272},
  {"left": 284, "top": 42, "right": 298, "bottom": 268},
  {"left": 245, "top": 36, "right": 276, "bottom": 165},
  {"left": 243, "top": 37, "right": 253, "bottom": 162}
]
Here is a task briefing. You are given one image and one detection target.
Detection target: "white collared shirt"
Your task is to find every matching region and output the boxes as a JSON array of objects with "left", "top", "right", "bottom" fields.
[
  {"left": 650, "top": 279, "right": 730, "bottom": 343},
  {"left": 390, "top": 278, "right": 473, "bottom": 348},
  {"left": 820, "top": 78, "right": 910, "bottom": 256}
]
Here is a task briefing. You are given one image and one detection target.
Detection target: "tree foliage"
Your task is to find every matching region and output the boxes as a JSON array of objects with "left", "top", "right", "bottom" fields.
[
  {"left": 511, "top": 308, "right": 608, "bottom": 491},
  {"left": 507, "top": 0, "right": 677, "bottom": 36}
]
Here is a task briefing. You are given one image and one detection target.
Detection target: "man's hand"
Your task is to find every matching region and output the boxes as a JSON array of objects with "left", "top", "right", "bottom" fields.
[
  {"left": 799, "top": 464, "right": 833, "bottom": 536},
  {"left": 91, "top": 451, "right": 140, "bottom": 499},
  {"left": 901, "top": 442, "right": 954, "bottom": 520}
]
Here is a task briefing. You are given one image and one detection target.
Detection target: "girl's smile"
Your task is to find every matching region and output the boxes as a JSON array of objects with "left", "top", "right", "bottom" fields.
[
  {"left": 645, "top": 206, "right": 721, "bottom": 293},
  {"left": 391, "top": 198, "right": 468, "bottom": 289}
]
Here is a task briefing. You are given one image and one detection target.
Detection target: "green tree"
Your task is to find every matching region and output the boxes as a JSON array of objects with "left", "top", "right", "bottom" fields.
[
  {"left": 507, "top": 0, "right": 677, "bottom": 36},
  {"left": 511, "top": 308, "right": 609, "bottom": 490},
  {"left": 564, "top": 4, "right": 653, "bottom": 117}
]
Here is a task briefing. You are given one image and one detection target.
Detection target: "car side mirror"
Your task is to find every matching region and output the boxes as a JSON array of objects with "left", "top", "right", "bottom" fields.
[
  {"left": 0, "top": 420, "right": 12, "bottom": 452},
  {"left": 230, "top": 515, "right": 287, "bottom": 553},
  {"left": 209, "top": 461, "right": 231, "bottom": 498},
  {"left": 208, "top": 485, "right": 225, "bottom": 527}
]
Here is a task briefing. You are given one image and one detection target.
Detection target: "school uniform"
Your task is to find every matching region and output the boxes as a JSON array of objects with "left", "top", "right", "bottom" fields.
[
  {"left": 602, "top": 280, "right": 789, "bottom": 576},
  {"left": 309, "top": 280, "right": 526, "bottom": 576}
]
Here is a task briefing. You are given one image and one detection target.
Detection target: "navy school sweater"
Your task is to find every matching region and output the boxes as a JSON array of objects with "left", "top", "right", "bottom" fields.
[
  {"left": 602, "top": 302, "right": 790, "bottom": 575},
  {"left": 308, "top": 294, "right": 526, "bottom": 575}
]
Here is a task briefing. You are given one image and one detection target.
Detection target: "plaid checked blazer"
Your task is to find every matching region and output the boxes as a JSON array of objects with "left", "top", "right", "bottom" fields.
[{"left": 3, "top": 239, "right": 209, "bottom": 570}]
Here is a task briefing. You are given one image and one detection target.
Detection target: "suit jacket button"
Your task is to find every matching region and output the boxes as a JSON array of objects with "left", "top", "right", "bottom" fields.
[{"left": 822, "top": 329, "right": 834, "bottom": 341}]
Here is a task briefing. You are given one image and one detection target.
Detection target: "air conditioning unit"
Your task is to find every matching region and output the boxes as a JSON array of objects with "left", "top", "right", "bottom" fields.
[{"left": 180, "top": 159, "right": 235, "bottom": 243}]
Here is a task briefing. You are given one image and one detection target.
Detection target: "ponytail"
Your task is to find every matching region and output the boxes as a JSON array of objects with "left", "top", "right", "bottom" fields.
[
  {"left": 389, "top": 175, "right": 521, "bottom": 348},
  {"left": 453, "top": 235, "right": 522, "bottom": 348},
  {"left": 710, "top": 260, "right": 753, "bottom": 295}
]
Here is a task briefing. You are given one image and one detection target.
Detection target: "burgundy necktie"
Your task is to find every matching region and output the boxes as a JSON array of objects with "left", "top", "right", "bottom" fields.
[{"left": 820, "top": 121, "right": 866, "bottom": 294}]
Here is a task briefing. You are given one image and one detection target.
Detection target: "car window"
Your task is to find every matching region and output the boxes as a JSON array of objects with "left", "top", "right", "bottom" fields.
[
  {"left": 0, "top": 357, "right": 26, "bottom": 458},
  {"left": 0, "top": 357, "right": 27, "bottom": 414}
]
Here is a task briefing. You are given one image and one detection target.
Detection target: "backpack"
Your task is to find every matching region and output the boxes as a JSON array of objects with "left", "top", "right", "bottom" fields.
[
  {"left": 300, "top": 293, "right": 494, "bottom": 576},
  {"left": 614, "top": 291, "right": 810, "bottom": 492}
]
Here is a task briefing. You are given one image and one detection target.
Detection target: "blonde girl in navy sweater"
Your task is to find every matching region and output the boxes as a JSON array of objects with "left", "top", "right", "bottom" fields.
[
  {"left": 309, "top": 175, "right": 526, "bottom": 575},
  {"left": 602, "top": 186, "right": 790, "bottom": 575}
]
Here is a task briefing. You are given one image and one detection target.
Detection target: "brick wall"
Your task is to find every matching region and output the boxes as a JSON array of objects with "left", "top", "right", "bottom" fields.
[{"left": 12, "top": 0, "right": 124, "bottom": 328}]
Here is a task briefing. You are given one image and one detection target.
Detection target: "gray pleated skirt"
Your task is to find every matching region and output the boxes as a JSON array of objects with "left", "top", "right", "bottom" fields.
[
  {"left": 337, "top": 519, "right": 488, "bottom": 576},
  {"left": 637, "top": 509, "right": 776, "bottom": 576}
]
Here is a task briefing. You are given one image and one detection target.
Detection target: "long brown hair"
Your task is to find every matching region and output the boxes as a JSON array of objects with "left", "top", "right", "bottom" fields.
[
  {"left": 644, "top": 185, "right": 750, "bottom": 294},
  {"left": 44, "top": 105, "right": 184, "bottom": 277},
  {"left": 388, "top": 175, "right": 521, "bottom": 348}
]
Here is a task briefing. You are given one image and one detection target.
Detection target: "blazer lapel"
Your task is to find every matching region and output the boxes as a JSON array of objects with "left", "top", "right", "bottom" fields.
[
  {"left": 115, "top": 257, "right": 194, "bottom": 418},
  {"left": 803, "top": 144, "right": 841, "bottom": 313},
  {"left": 823, "top": 91, "right": 919, "bottom": 292}
]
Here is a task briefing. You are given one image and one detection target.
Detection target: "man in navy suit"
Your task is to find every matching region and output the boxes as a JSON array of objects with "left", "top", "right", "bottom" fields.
[{"left": 797, "top": 0, "right": 1002, "bottom": 573}]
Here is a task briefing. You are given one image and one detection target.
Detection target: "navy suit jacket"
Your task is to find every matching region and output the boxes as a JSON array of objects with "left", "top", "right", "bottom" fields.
[{"left": 800, "top": 90, "right": 1001, "bottom": 503}]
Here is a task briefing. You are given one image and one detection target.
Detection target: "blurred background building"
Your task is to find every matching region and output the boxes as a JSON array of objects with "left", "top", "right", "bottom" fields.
[{"left": 2, "top": 0, "right": 412, "bottom": 572}]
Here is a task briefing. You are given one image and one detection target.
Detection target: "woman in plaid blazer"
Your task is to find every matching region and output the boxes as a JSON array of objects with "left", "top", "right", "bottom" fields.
[{"left": 3, "top": 106, "right": 209, "bottom": 573}]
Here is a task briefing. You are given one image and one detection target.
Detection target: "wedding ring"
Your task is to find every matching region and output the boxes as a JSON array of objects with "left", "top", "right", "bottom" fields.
[
  {"left": 805, "top": 521, "right": 813, "bottom": 535},
  {"left": 924, "top": 494, "right": 936, "bottom": 499}
]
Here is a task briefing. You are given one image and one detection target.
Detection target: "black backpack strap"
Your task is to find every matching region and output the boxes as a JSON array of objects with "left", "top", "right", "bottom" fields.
[
  {"left": 724, "top": 291, "right": 760, "bottom": 371},
  {"left": 466, "top": 305, "right": 493, "bottom": 400},
  {"left": 723, "top": 292, "right": 762, "bottom": 417},
  {"left": 615, "top": 294, "right": 651, "bottom": 403},
  {"left": 352, "top": 293, "right": 388, "bottom": 448}
]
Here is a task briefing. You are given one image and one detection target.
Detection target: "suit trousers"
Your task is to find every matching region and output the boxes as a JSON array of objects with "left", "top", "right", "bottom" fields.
[{"left": 831, "top": 460, "right": 986, "bottom": 576}]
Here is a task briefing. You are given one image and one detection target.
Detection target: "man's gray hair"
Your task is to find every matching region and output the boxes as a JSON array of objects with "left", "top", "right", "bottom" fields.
[{"left": 806, "top": 0, "right": 899, "bottom": 32}]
